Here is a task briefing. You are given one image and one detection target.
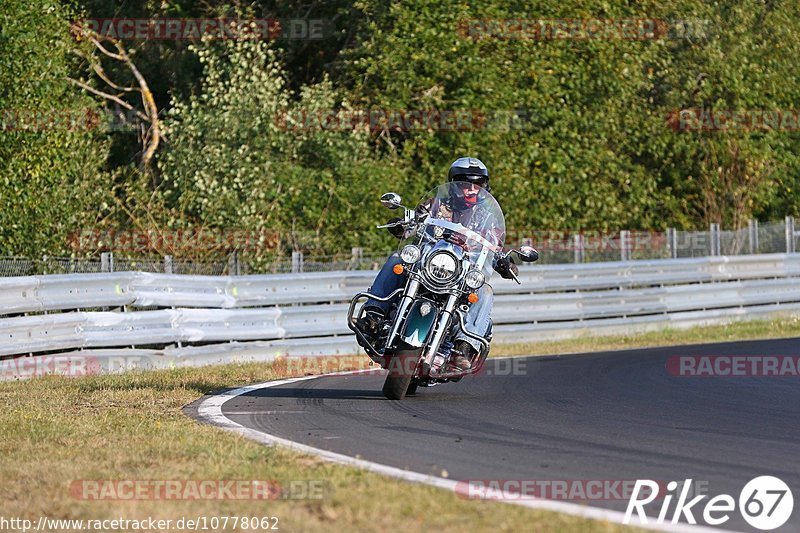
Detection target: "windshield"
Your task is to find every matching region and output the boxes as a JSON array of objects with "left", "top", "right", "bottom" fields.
[{"left": 402, "top": 181, "right": 506, "bottom": 278}]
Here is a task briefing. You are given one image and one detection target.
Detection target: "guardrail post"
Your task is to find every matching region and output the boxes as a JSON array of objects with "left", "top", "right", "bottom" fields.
[
  {"left": 292, "top": 251, "right": 304, "bottom": 273},
  {"left": 164, "top": 255, "right": 173, "bottom": 274},
  {"left": 785, "top": 216, "right": 796, "bottom": 254},
  {"left": 573, "top": 234, "right": 584, "bottom": 264},
  {"left": 228, "top": 250, "right": 241, "bottom": 276},
  {"left": 620, "top": 230, "right": 631, "bottom": 261},
  {"left": 350, "top": 247, "right": 363, "bottom": 270},
  {"left": 709, "top": 223, "right": 720, "bottom": 256},
  {"left": 667, "top": 228, "right": 678, "bottom": 259},
  {"left": 748, "top": 219, "right": 759, "bottom": 254},
  {"left": 100, "top": 252, "right": 114, "bottom": 272}
]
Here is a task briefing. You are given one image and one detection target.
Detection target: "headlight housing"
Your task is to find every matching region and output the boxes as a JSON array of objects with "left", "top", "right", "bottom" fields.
[
  {"left": 400, "top": 245, "right": 421, "bottom": 264},
  {"left": 426, "top": 251, "right": 459, "bottom": 282},
  {"left": 464, "top": 269, "right": 485, "bottom": 290}
]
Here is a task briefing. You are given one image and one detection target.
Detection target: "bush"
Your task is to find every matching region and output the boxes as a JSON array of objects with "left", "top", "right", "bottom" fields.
[{"left": 0, "top": 0, "right": 111, "bottom": 256}]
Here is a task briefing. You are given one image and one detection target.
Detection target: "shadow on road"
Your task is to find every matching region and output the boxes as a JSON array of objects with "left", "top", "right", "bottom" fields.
[{"left": 244, "top": 387, "right": 386, "bottom": 401}]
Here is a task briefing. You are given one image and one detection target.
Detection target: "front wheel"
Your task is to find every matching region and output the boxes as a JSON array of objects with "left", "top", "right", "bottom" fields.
[{"left": 382, "top": 345, "right": 421, "bottom": 400}]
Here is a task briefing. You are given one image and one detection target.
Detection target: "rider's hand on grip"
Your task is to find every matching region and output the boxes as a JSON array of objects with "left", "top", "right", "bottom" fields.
[
  {"left": 386, "top": 217, "right": 405, "bottom": 239},
  {"left": 494, "top": 255, "right": 519, "bottom": 279}
]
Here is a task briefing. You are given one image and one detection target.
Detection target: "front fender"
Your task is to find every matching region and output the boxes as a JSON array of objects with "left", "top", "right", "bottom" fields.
[{"left": 398, "top": 299, "right": 439, "bottom": 348}]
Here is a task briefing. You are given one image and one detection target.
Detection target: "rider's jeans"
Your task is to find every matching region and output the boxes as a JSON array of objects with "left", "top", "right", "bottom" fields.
[{"left": 366, "top": 253, "right": 492, "bottom": 352}]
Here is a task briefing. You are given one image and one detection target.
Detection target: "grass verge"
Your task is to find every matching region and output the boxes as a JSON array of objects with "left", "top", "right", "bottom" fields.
[
  {"left": 2, "top": 316, "right": 797, "bottom": 532},
  {"left": 0, "top": 363, "right": 626, "bottom": 532}
]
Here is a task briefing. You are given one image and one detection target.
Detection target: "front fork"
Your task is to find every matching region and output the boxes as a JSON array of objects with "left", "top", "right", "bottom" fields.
[
  {"left": 384, "top": 278, "right": 421, "bottom": 350},
  {"left": 421, "top": 293, "right": 460, "bottom": 370}
]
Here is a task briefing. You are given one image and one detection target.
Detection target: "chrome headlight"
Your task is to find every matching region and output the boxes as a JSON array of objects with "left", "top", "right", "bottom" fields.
[
  {"left": 464, "top": 270, "right": 485, "bottom": 290},
  {"left": 419, "top": 302, "right": 433, "bottom": 316},
  {"left": 400, "top": 245, "right": 421, "bottom": 264},
  {"left": 426, "top": 251, "right": 459, "bottom": 282}
]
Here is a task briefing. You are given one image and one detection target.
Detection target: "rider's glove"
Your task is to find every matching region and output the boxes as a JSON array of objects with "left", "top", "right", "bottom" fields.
[
  {"left": 386, "top": 217, "right": 405, "bottom": 239},
  {"left": 494, "top": 255, "right": 519, "bottom": 280}
]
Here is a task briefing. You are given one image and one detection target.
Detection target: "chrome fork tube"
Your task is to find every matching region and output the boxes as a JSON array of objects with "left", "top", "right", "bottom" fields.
[
  {"left": 422, "top": 293, "right": 459, "bottom": 366},
  {"left": 385, "top": 278, "right": 420, "bottom": 350}
]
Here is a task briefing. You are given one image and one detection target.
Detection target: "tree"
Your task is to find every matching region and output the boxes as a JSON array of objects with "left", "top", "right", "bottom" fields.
[
  {"left": 0, "top": 0, "right": 110, "bottom": 257},
  {"left": 157, "top": 39, "right": 396, "bottom": 263}
]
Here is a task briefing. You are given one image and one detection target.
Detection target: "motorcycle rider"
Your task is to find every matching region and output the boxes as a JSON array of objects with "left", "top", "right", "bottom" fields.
[{"left": 357, "top": 157, "right": 519, "bottom": 371}]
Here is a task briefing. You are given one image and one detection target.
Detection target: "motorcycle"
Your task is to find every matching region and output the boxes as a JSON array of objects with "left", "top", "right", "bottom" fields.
[{"left": 347, "top": 182, "right": 538, "bottom": 400}]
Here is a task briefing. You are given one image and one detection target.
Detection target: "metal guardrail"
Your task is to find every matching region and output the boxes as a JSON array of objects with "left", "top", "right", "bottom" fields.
[
  {"left": 3, "top": 254, "right": 799, "bottom": 314},
  {"left": 3, "top": 253, "right": 800, "bottom": 377},
  {"left": 0, "top": 271, "right": 363, "bottom": 314}
]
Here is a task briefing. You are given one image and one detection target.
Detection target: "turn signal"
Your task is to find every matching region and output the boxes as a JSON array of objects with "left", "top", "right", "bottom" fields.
[
  {"left": 467, "top": 293, "right": 479, "bottom": 303},
  {"left": 393, "top": 264, "right": 404, "bottom": 275}
]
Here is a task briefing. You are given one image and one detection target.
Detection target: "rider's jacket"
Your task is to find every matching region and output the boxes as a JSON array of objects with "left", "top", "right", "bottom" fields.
[{"left": 416, "top": 191, "right": 505, "bottom": 251}]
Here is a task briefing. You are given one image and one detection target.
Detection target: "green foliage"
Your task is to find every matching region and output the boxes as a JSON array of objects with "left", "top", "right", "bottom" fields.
[
  {"left": 0, "top": 0, "right": 111, "bottom": 256},
  {"left": 343, "top": 0, "right": 800, "bottom": 231},
  {"left": 157, "top": 40, "right": 396, "bottom": 259},
  {"left": 7, "top": 0, "right": 800, "bottom": 260}
]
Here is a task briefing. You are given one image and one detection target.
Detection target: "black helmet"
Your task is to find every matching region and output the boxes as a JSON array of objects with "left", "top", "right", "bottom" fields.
[{"left": 448, "top": 157, "right": 490, "bottom": 192}]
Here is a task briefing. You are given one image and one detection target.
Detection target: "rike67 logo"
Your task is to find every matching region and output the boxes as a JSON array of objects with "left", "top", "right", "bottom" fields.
[{"left": 624, "top": 476, "right": 794, "bottom": 530}]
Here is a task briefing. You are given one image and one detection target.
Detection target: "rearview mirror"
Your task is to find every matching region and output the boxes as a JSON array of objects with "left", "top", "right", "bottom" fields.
[
  {"left": 516, "top": 245, "right": 539, "bottom": 263},
  {"left": 380, "top": 192, "right": 403, "bottom": 210}
]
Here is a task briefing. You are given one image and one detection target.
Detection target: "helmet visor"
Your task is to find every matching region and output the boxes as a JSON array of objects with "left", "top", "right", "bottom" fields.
[{"left": 455, "top": 176, "right": 488, "bottom": 190}]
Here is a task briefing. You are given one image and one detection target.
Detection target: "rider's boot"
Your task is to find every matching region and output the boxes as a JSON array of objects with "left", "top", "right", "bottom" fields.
[
  {"left": 448, "top": 340, "right": 474, "bottom": 371},
  {"left": 356, "top": 306, "right": 385, "bottom": 341}
]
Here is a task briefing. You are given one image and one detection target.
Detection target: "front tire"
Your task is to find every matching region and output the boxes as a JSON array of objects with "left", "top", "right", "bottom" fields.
[{"left": 382, "top": 345, "right": 421, "bottom": 400}]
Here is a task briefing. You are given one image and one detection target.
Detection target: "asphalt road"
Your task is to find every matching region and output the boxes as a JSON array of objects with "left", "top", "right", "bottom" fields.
[{"left": 208, "top": 338, "right": 800, "bottom": 531}]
